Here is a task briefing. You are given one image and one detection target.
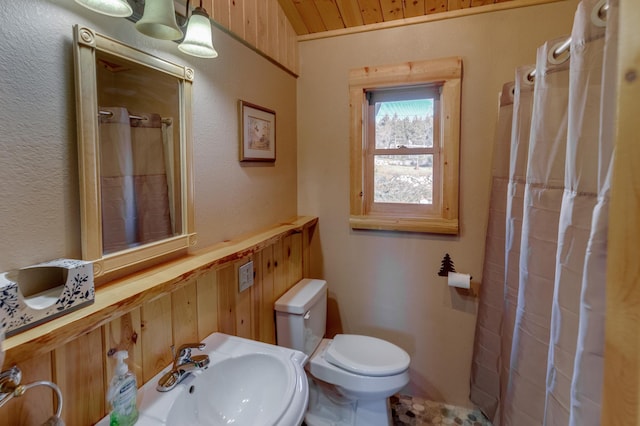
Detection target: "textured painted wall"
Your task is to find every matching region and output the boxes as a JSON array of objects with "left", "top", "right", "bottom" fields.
[
  {"left": 297, "top": 1, "right": 578, "bottom": 406},
  {"left": 0, "top": 0, "right": 297, "bottom": 272}
]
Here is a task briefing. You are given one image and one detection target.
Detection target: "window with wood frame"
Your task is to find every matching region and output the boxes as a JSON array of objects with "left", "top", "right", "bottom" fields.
[{"left": 349, "top": 57, "right": 462, "bottom": 234}]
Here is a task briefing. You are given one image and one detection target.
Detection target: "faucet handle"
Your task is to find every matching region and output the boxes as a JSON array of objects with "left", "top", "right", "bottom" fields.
[
  {"left": 0, "top": 366, "right": 22, "bottom": 394},
  {"left": 175, "top": 343, "right": 205, "bottom": 360}
]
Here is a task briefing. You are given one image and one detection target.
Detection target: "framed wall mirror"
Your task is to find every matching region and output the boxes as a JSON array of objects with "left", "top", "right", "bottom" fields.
[{"left": 73, "top": 25, "right": 195, "bottom": 279}]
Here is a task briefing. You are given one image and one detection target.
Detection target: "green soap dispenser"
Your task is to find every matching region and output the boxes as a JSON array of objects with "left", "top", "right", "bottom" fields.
[{"left": 107, "top": 351, "right": 139, "bottom": 426}]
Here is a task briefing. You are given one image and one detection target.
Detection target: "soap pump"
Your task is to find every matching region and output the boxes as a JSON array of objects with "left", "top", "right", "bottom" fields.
[{"left": 107, "top": 350, "right": 138, "bottom": 426}]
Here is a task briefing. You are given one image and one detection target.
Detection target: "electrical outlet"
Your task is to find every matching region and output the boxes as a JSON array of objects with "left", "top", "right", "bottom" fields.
[{"left": 238, "top": 261, "right": 254, "bottom": 292}]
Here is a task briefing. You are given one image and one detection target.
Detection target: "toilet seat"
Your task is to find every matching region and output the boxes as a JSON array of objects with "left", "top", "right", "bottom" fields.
[
  {"left": 308, "top": 338, "right": 410, "bottom": 400},
  {"left": 325, "top": 334, "right": 410, "bottom": 377}
]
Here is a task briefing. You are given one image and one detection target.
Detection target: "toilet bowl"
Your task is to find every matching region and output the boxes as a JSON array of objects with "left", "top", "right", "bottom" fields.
[
  {"left": 306, "top": 337, "right": 410, "bottom": 426},
  {"left": 310, "top": 336, "right": 410, "bottom": 399},
  {"left": 274, "top": 279, "right": 410, "bottom": 426}
]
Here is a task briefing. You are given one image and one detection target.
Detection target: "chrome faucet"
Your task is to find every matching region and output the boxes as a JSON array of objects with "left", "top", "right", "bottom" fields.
[{"left": 157, "top": 343, "right": 210, "bottom": 392}]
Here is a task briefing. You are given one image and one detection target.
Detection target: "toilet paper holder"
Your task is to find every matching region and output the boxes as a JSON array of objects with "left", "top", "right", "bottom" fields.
[{"left": 437, "top": 253, "right": 478, "bottom": 297}]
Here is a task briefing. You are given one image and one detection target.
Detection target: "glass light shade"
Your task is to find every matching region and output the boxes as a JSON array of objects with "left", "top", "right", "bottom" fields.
[
  {"left": 135, "top": 0, "right": 183, "bottom": 41},
  {"left": 74, "top": 0, "right": 133, "bottom": 17},
  {"left": 178, "top": 8, "right": 218, "bottom": 59}
]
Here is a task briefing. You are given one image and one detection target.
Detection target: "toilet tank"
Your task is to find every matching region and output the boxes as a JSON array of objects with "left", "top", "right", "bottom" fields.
[{"left": 274, "top": 279, "right": 327, "bottom": 356}]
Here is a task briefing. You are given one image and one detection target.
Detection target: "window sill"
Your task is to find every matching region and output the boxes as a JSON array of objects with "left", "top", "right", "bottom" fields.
[{"left": 349, "top": 215, "right": 458, "bottom": 234}]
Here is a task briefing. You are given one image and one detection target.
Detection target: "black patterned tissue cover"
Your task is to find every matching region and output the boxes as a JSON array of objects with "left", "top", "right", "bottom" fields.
[{"left": 0, "top": 259, "right": 94, "bottom": 336}]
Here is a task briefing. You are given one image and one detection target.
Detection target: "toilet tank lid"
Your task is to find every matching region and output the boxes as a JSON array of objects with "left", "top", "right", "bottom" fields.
[{"left": 274, "top": 279, "right": 327, "bottom": 315}]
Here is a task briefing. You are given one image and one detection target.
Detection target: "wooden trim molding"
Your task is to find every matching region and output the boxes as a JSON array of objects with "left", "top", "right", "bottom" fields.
[
  {"left": 349, "top": 215, "right": 459, "bottom": 234},
  {"left": 73, "top": 25, "right": 197, "bottom": 280},
  {"left": 349, "top": 56, "right": 462, "bottom": 234},
  {"left": 602, "top": 0, "right": 640, "bottom": 423}
]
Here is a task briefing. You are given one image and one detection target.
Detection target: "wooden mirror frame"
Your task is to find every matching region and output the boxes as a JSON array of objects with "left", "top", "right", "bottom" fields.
[{"left": 73, "top": 25, "right": 196, "bottom": 280}]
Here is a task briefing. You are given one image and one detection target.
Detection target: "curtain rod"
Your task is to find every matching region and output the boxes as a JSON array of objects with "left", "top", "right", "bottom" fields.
[
  {"left": 99, "top": 110, "right": 146, "bottom": 121},
  {"left": 99, "top": 110, "right": 173, "bottom": 125},
  {"left": 527, "top": 2, "right": 609, "bottom": 82}
]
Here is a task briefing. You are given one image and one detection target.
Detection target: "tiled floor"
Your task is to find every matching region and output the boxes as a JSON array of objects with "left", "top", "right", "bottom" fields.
[{"left": 391, "top": 394, "right": 493, "bottom": 426}]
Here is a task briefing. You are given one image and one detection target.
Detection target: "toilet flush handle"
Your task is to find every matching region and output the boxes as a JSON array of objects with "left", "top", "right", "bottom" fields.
[{"left": 304, "top": 311, "right": 311, "bottom": 320}]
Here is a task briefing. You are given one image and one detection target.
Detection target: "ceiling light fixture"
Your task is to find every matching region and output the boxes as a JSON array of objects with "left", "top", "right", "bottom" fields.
[
  {"left": 135, "top": 0, "right": 183, "bottom": 41},
  {"left": 178, "top": 0, "right": 218, "bottom": 59},
  {"left": 74, "top": 0, "right": 133, "bottom": 17}
]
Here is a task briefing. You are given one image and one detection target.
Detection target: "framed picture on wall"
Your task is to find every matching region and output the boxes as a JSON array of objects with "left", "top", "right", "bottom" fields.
[{"left": 239, "top": 100, "right": 276, "bottom": 162}]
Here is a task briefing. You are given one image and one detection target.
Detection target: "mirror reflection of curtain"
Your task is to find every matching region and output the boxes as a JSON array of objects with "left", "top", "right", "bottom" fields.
[
  {"left": 130, "top": 112, "right": 172, "bottom": 245},
  {"left": 99, "top": 107, "right": 136, "bottom": 253},
  {"left": 161, "top": 118, "right": 176, "bottom": 233},
  {"left": 99, "top": 108, "right": 173, "bottom": 253}
]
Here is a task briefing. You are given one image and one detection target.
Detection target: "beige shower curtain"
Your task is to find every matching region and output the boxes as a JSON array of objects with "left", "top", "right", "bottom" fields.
[
  {"left": 130, "top": 112, "right": 172, "bottom": 245},
  {"left": 544, "top": 2, "right": 607, "bottom": 424},
  {"left": 162, "top": 119, "right": 176, "bottom": 234},
  {"left": 99, "top": 108, "right": 173, "bottom": 252},
  {"left": 568, "top": 0, "right": 617, "bottom": 423},
  {"left": 99, "top": 107, "right": 136, "bottom": 253},
  {"left": 469, "top": 0, "right": 616, "bottom": 424},
  {"left": 500, "top": 65, "right": 535, "bottom": 426},
  {"left": 502, "top": 35, "right": 571, "bottom": 426},
  {"left": 469, "top": 82, "right": 514, "bottom": 420}
]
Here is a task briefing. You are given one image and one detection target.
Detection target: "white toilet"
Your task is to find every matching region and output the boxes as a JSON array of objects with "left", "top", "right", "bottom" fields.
[{"left": 275, "top": 279, "right": 410, "bottom": 426}]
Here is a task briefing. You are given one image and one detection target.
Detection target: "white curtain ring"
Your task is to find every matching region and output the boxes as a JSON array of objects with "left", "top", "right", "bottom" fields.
[
  {"left": 548, "top": 40, "right": 570, "bottom": 65},
  {"left": 591, "top": 0, "right": 608, "bottom": 27},
  {"left": 524, "top": 67, "right": 536, "bottom": 84}
]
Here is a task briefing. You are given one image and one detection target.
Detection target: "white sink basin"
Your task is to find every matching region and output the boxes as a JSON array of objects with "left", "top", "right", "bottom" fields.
[
  {"left": 197, "top": 353, "right": 295, "bottom": 424},
  {"left": 97, "top": 333, "right": 309, "bottom": 426}
]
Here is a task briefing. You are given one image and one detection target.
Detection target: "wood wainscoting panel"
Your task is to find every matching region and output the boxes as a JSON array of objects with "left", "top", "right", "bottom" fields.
[
  {"left": 284, "top": 232, "right": 303, "bottom": 290},
  {"left": 268, "top": 0, "right": 281, "bottom": 61},
  {"left": 1, "top": 217, "right": 317, "bottom": 425},
  {"left": 0, "top": 352, "right": 53, "bottom": 426},
  {"left": 230, "top": 0, "right": 245, "bottom": 40},
  {"left": 277, "top": 6, "right": 288, "bottom": 69},
  {"left": 53, "top": 328, "right": 104, "bottom": 425},
  {"left": 140, "top": 294, "right": 173, "bottom": 383},
  {"left": 259, "top": 245, "right": 276, "bottom": 344},
  {"left": 302, "top": 224, "right": 312, "bottom": 278},
  {"left": 272, "top": 239, "right": 286, "bottom": 299},
  {"left": 196, "top": 270, "right": 219, "bottom": 340},
  {"left": 256, "top": 0, "right": 270, "bottom": 55},
  {"left": 243, "top": 0, "right": 258, "bottom": 47},
  {"left": 171, "top": 278, "right": 199, "bottom": 345},
  {"left": 103, "top": 308, "right": 143, "bottom": 386},
  {"left": 285, "top": 14, "right": 299, "bottom": 74},
  {"left": 251, "top": 251, "right": 264, "bottom": 341},
  {"left": 216, "top": 264, "right": 237, "bottom": 336},
  {"left": 602, "top": 0, "right": 640, "bottom": 423},
  {"left": 212, "top": 0, "right": 231, "bottom": 29}
]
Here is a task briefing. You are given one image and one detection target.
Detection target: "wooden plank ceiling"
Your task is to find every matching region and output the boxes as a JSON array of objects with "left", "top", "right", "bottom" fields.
[{"left": 277, "top": 0, "right": 514, "bottom": 35}]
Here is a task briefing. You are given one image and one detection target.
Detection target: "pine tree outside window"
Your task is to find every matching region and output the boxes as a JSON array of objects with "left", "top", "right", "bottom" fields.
[{"left": 366, "top": 86, "right": 440, "bottom": 215}]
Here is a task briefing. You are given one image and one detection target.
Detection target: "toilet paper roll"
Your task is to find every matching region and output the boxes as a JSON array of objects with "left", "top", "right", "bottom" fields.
[{"left": 447, "top": 272, "right": 471, "bottom": 289}]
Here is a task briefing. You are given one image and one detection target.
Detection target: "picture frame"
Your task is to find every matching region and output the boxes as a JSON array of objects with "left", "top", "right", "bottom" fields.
[{"left": 239, "top": 100, "right": 276, "bottom": 162}]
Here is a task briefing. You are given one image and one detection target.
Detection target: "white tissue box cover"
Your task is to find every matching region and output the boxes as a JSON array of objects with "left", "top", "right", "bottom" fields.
[{"left": 0, "top": 259, "right": 94, "bottom": 336}]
